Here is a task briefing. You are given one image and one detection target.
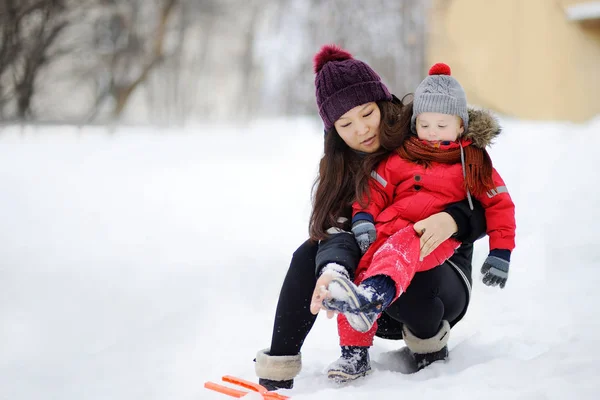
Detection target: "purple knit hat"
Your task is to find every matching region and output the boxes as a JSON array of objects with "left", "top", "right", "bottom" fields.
[{"left": 314, "top": 44, "right": 392, "bottom": 130}]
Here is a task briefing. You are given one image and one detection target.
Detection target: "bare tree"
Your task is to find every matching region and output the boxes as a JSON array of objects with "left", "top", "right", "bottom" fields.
[
  {"left": 0, "top": 0, "right": 75, "bottom": 120},
  {"left": 87, "top": 0, "right": 177, "bottom": 120},
  {"left": 109, "top": 0, "right": 177, "bottom": 118},
  {"left": 0, "top": 0, "right": 426, "bottom": 125},
  {"left": 144, "top": 0, "right": 224, "bottom": 124}
]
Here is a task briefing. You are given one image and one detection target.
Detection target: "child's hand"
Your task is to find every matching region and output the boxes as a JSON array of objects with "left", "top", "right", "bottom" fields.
[
  {"left": 414, "top": 212, "right": 458, "bottom": 260},
  {"left": 481, "top": 249, "right": 511, "bottom": 289},
  {"left": 352, "top": 220, "right": 376, "bottom": 254}
]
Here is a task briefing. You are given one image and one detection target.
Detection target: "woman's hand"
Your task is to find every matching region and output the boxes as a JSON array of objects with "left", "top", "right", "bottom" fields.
[
  {"left": 310, "top": 272, "right": 336, "bottom": 318},
  {"left": 413, "top": 212, "right": 458, "bottom": 260}
]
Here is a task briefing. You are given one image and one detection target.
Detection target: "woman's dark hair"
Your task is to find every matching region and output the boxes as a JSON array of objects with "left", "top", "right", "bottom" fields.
[{"left": 308, "top": 95, "right": 414, "bottom": 241}]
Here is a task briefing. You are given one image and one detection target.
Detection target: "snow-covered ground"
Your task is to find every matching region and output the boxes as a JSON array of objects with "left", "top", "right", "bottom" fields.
[{"left": 1, "top": 115, "right": 599, "bottom": 399}]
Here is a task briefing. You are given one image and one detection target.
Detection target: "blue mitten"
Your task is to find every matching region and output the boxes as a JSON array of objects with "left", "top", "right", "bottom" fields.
[
  {"left": 481, "top": 249, "right": 511, "bottom": 289},
  {"left": 351, "top": 218, "right": 376, "bottom": 254}
]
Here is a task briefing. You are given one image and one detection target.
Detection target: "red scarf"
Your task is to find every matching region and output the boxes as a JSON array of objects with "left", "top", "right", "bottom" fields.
[{"left": 397, "top": 136, "right": 495, "bottom": 196}]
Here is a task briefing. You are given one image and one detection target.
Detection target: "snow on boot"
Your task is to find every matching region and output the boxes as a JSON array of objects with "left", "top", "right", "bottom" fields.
[
  {"left": 254, "top": 348, "right": 301, "bottom": 390},
  {"left": 402, "top": 320, "right": 450, "bottom": 371},
  {"left": 327, "top": 346, "right": 372, "bottom": 383},
  {"left": 322, "top": 276, "right": 384, "bottom": 333}
]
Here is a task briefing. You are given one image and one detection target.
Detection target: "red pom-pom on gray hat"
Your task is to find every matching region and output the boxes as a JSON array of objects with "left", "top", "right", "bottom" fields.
[
  {"left": 429, "top": 63, "right": 451, "bottom": 76},
  {"left": 412, "top": 62, "right": 468, "bottom": 133},
  {"left": 313, "top": 44, "right": 353, "bottom": 74}
]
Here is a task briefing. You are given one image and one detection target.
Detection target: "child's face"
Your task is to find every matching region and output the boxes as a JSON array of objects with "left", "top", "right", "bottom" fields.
[{"left": 415, "top": 112, "right": 464, "bottom": 143}]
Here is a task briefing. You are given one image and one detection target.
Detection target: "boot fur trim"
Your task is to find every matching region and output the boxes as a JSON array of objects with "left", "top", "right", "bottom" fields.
[
  {"left": 255, "top": 348, "right": 302, "bottom": 381},
  {"left": 402, "top": 320, "right": 450, "bottom": 354}
]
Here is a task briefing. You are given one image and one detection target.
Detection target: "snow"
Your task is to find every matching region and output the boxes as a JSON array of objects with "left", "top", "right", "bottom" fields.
[
  {"left": 1, "top": 114, "right": 599, "bottom": 399},
  {"left": 565, "top": 1, "right": 600, "bottom": 21}
]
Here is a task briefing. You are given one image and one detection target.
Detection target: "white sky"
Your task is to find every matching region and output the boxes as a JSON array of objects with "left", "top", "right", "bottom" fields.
[{"left": 1, "top": 115, "right": 599, "bottom": 399}]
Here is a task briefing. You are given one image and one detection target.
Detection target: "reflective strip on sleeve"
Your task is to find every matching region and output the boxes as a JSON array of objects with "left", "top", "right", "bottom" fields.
[
  {"left": 327, "top": 226, "right": 347, "bottom": 234},
  {"left": 487, "top": 186, "right": 508, "bottom": 198},
  {"left": 370, "top": 170, "right": 387, "bottom": 188}
]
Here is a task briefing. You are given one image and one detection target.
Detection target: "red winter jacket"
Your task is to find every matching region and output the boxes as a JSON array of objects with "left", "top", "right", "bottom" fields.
[{"left": 353, "top": 140, "right": 516, "bottom": 256}]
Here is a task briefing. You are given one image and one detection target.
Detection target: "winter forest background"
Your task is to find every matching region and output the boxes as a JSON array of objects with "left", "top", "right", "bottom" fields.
[
  {"left": 3, "top": 1, "right": 600, "bottom": 399},
  {"left": 0, "top": 0, "right": 426, "bottom": 124}
]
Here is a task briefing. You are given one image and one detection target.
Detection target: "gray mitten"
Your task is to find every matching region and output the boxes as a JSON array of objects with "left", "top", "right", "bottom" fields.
[
  {"left": 481, "top": 249, "right": 511, "bottom": 289},
  {"left": 351, "top": 220, "right": 376, "bottom": 254}
]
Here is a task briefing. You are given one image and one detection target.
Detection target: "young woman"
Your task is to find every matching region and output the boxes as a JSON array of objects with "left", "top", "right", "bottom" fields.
[{"left": 314, "top": 63, "right": 514, "bottom": 383}]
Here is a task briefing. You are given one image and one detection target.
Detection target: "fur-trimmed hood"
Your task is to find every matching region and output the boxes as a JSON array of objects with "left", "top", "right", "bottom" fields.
[{"left": 463, "top": 109, "right": 501, "bottom": 148}]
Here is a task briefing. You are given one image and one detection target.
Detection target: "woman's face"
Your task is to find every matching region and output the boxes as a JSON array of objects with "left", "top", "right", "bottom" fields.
[{"left": 333, "top": 102, "right": 381, "bottom": 153}]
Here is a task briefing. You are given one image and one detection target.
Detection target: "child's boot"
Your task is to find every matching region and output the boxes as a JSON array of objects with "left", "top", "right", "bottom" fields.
[
  {"left": 327, "top": 346, "right": 372, "bottom": 382},
  {"left": 322, "top": 275, "right": 395, "bottom": 332}
]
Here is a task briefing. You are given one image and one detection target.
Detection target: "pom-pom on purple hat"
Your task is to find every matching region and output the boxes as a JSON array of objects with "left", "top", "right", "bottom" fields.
[{"left": 313, "top": 44, "right": 392, "bottom": 131}]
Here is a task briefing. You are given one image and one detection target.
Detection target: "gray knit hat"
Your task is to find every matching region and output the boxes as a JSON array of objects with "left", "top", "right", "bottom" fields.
[{"left": 411, "top": 63, "right": 468, "bottom": 133}]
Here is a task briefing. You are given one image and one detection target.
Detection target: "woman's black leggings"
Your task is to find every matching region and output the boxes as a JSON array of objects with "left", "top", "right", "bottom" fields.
[
  {"left": 268, "top": 240, "right": 467, "bottom": 356},
  {"left": 269, "top": 240, "right": 320, "bottom": 356},
  {"left": 382, "top": 264, "right": 467, "bottom": 338}
]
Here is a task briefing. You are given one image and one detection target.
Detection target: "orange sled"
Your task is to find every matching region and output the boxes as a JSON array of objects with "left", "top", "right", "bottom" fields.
[{"left": 204, "top": 375, "right": 290, "bottom": 399}]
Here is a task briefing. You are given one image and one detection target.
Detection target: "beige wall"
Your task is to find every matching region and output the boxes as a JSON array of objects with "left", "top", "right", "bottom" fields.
[{"left": 428, "top": 0, "right": 600, "bottom": 122}]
